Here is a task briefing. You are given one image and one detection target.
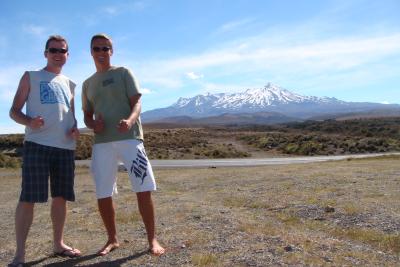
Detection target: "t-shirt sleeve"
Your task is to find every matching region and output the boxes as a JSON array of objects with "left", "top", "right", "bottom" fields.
[
  {"left": 69, "top": 79, "right": 76, "bottom": 96},
  {"left": 123, "top": 68, "right": 141, "bottom": 97},
  {"left": 81, "top": 81, "right": 93, "bottom": 112}
]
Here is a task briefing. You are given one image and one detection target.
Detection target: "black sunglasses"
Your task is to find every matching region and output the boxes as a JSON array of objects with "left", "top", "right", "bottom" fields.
[
  {"left": 47, "top": 48, "right": 68, "bottom": 54},
  {"left": 92, "top": 46, "right": 111, "bottom": 52}
]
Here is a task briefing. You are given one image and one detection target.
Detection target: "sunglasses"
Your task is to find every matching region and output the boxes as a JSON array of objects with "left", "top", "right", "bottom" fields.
[
  {"left": 92, "top": 46, "right": 111, "bottom": 52},
  {"left": 47, "top": 48, "right": 68, "bottom": 54}
]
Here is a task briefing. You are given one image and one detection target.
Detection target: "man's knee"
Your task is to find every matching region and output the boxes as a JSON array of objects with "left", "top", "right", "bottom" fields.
[
  {"left": 18, "top": 201, "right": 35, "bottom": 209},
  {"left": 51, "top": 197, "right": 67, "bottom": 209}
]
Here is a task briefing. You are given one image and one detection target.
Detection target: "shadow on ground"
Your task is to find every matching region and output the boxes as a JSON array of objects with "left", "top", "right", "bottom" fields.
[{"left": 24, "top": 251, "right": 148, "bottom": 267}]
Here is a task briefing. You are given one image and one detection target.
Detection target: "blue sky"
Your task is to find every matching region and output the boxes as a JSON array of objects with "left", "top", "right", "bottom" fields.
[{"left": 0, "top": 0, "right": 399, "bottom": 133}]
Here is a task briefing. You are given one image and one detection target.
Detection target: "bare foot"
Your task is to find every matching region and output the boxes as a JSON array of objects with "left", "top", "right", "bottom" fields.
[
  {"left": 54, "top": 244, "right": 81, "bottom": 257},
  {"left": 149, "top": 240, "right": 165, "bottom": 256},
  {"left": 54, "top": 247, "right": 81, "bottom": 257},
  {"left": 97, "top": 241, "right": 120, "bottom": 256},
  {"left": 8, "top": 257, "right": 24, "bottom": 267}
]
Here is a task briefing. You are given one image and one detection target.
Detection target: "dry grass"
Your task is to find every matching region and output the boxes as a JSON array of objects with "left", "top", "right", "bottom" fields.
[{"left": 0, "top": 157, "right": 399, "bottom": 266}]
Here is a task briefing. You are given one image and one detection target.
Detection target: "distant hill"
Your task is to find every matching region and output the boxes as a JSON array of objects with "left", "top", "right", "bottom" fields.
[
  {"left": 2, "top": 117, "right": 400, "bottom": 162},
  {"left": 308, "top": 108, "right": 400, "bottom": 121},
  {"left": 142, "top": 83, "right": 400, "bottom": 122},
  {"left": 151, "top": 111, "right": 300, "bottom": 125}
]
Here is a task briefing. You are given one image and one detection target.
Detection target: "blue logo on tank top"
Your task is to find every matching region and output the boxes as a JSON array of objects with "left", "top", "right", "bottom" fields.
[{"left": 40, "top": 81, "right": 70, "bottom": 108}]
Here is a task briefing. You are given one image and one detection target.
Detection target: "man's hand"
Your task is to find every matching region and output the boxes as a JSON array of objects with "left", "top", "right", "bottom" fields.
[
  {"left": 29, "top": 116, "right": 44, "bottom": 129},
  {"left": 117, "top": 119, "right": 133, "bottom": 133},
  {"left": 68, "top": 127, "right": 80, "bottom": 140},
  {"left": 93, "top": 113, "right": 105, "bottom": 133}
]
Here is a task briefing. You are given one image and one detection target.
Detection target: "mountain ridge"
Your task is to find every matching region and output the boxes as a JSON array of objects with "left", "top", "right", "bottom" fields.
[{"left": 142, "top": 83, "right": 400, "bottom": 122}]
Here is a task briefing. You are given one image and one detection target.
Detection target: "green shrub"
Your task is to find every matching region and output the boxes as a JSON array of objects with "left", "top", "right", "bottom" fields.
[
  {"left": 283, "top": 143, "right": 299, "bottom": 154},
  {"left": 75, "top": 134, "right": 93, "bottom": 160},
  {"left": 0, "top": 153, "right": 21, "bottom": 168}
]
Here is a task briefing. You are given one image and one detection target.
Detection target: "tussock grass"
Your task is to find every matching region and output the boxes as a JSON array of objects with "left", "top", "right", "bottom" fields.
[
  {"left": 331, "top": 228, "right": 400, "bottom": 254},
  {"left": 1, "top": 158, "right": 400, "bottom": 266},
  {"left": 191, "top": 253, "right": 218, "bottom": 266},
  {"left": 276, "top": 212, "right": 301, "bottom": 226},
  {"left": 238, "top": 220, "right": 280, "bottom": 236},
  {"left": 342, "top": 203, "right": 362, "bottom": 215},
  {"left": 222, "top": 195, "right": 248, "bottom": 208},
  {"left": 116, "top": 211, "right": 142, "bottom": 224}
]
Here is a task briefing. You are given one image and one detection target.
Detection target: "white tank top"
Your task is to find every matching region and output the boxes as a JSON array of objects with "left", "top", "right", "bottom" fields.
[{"left": 24, "top": 70, "right": 76, "bottom": 150}]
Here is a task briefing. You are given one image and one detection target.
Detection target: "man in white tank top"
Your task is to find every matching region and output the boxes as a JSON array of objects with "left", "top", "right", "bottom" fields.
[{"left": 9, "top": 35, "right": 81, "bottom": 266}]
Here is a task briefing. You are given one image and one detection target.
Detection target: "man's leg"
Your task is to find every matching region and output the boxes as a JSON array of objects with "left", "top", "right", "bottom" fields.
[
  {"left": 11, "top": 201, "right": 34, "bottom": 265},
  {"left": 51, "top": 197, "right": 81, "bottom": 256},
  {"left": 50, "top": 145, "right": 81, "bottom": 257},
  {"left": 97, "top": 197, "right": 120, "bottom": 255},
  {"left": 136, "top": 191, "right": 165, "bottom": 256},
  {"left": 117, "top": 140, "right": 164, "bottom": 255}
]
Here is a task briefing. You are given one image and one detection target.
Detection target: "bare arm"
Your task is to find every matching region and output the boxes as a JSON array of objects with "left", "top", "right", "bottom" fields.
[
  {"left": 117, "top": 94, "right": 141, "bottom": 133},
  {"left": 82, "top": 82, "right": 104, "bottom": 134},
  {"left": 9, "top": 72, "right": 44, "bottom": 129},
  {"left": 83, "top": 110, "right": 104, "bottom": 133},
  {"left": 67, "top": 94, "right": 80, "bottom": 139}
]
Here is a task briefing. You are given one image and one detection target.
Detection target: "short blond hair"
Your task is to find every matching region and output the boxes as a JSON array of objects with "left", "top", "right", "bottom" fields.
[
  {"left": 45, "top": 35, "right": 68, "bottom": 51},
  {"left": 90, "top": 33, "right": 113, "bottom": 48}
]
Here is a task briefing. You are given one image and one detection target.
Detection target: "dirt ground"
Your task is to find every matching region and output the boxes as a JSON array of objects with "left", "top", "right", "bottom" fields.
[{"left": 0, "top": 157, "right": 399, "bottom": 266}]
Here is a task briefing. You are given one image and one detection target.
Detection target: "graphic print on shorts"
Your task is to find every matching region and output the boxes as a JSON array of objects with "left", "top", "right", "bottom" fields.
[
  {"left": 130, "top": 148, "right": 148, "bottom": 185},
  {"left": 40, "top": 81, "right": 70, "bottom": 107}
]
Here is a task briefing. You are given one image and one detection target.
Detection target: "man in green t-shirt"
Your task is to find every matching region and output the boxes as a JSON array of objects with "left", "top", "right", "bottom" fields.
[{"left": 82, "top": 33, "right": 165, "bottom": 256}]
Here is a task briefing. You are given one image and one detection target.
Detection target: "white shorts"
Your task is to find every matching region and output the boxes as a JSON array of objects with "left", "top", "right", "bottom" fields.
[{"left": 91, "top": 139, "right": 156, "bottom": 199}]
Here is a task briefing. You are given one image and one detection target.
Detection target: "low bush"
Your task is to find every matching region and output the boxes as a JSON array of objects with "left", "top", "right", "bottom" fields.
[{"left": 0, "top": 153, "right": 21, "bottom": 168}]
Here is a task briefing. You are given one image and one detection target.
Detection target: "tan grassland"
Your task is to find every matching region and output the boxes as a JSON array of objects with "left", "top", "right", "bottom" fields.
[{"left": 0, "top": 157, "right": 399, "bottom": 266}]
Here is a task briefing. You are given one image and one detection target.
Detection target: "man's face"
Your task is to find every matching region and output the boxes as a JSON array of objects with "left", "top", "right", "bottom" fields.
[
  {"left": 91, "top": 38, "right": 113, "bottom": 66},
  {"left": 45, "top": 40, "right": 68, "bottom": 68}
]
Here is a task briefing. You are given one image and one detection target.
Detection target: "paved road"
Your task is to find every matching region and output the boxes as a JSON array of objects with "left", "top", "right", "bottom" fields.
[{"left": 76, "top": 152, "right": 400, "bottom": 169}]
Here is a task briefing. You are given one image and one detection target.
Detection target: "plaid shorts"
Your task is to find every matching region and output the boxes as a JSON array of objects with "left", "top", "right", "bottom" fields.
[{"left": 20, "top": 141, "right": 75, "bottom": 203}]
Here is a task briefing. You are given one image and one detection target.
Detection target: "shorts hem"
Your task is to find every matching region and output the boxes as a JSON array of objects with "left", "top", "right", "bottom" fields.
[{"left": 19, "top": 198, "right": 47, "bottom": 203}]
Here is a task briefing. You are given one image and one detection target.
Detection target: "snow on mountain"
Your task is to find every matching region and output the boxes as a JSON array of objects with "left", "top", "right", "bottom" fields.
[
  {"left": 173, "top": 93, "right": 220, "bottom": 108},
  {"left": 173, "top": 83, "right": 339, "bottom": 110},
  {"left": 142, "top": 83, "right": 399, "bottom": 122}
]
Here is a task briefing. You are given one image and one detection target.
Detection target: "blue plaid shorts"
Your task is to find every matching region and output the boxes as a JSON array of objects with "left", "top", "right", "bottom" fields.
[{"left": 20, "top": 141, "right": 75, "bottom": 203}]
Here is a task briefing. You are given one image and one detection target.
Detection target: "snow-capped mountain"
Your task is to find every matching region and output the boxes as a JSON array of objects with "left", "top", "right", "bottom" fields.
[
  {"left": 142, "top": 83, "right": 399, "bottom": 122},
  {"left": 172, "top": 83, "right": 339, "bottom": 110}
]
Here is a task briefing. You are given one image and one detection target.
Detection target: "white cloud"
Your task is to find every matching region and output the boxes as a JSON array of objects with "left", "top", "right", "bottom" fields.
[
  {"left": 131, "top": 32, "right": 400, "bottom": 93},
  {"left": 198, "top": 82, "right": 253, "bottom": 94},
  {"left": 100, "top": 1, "right": 147, "bottom": 16},
  {"left": 186, "top": 72, "right": 204, "bottom": 80},
  {"left": 141, "top": 88, "right": 153, "bottom": 94},
  {"left": 139, "top": 74, "right": 183, "bottom": 89},
  {"left": 82, "top": 1, "right": 148, "bottom": 26},
  {"left": 0, "top": 124, "right": 25, "bottom": 134},
  {"left": 102, "top": 6, "right": 119, "bottom": 16},
  {"left": 216, "top": 18, "right": 255, "bottom": 34},
  {"left": 131, "top": 1, "right": 146, "bottom": 11},
  {"left": 0, "top": 66, "right": 26, "bottom": 101},
  {"left": 22, "top": 24, "right": 48, "bottom": 37}
]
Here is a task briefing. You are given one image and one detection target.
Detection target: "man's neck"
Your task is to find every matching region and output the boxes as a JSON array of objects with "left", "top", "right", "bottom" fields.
[
  {"left": 43, "top": 65, "right": 62, "bottom": 74},
  {"left": 96, "top": 63, "right": 112, "bottom": 73}
]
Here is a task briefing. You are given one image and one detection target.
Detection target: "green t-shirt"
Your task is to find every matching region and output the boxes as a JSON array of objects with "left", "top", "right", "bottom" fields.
[{"left": 82, "top": 66, "right": 144, "bottom": 144}]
